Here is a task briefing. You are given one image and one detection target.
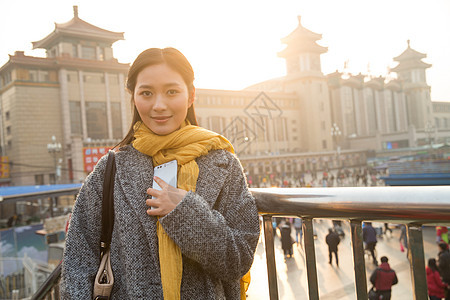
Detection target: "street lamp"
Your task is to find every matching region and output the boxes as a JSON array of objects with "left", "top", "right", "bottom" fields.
[
  {"left": 425, "top": 121, "right": 434, "bottom": 150},
  {"left": 331, "top": 123, "right": 342, "bottom": 150},
  {"left": 47, "top": 135, "right": 62, "bottom": 184},
  {"left": 331, "top": 123, "right": 342, "bottom": 167}
]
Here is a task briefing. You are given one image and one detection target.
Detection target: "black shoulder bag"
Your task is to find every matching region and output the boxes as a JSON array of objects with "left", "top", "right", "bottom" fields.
[{"left": 93, "top": 150, "right": 116, "bottom": 300}]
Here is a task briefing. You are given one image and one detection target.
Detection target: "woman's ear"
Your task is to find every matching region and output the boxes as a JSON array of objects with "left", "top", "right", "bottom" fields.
[{"left": 188, "top": 87, "right": 196, "bottom": 107}]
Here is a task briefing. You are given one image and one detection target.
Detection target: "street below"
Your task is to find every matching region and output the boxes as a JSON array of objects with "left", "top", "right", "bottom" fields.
[{"left": 247, "top": 219, "right": 438, "bottom": 299}]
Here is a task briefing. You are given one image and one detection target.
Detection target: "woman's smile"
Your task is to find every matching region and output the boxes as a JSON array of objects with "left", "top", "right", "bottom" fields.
[{"left": 152, "top": 116, "right": 172, "bottom": 123}]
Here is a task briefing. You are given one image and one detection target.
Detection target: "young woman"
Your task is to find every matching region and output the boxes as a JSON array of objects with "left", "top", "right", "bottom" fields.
[
  {"left": 427, "top": 258, "right": 448, "bottom": 300},
  {"left": 60, "top": 47, "right": 260, "bottom": 299}
]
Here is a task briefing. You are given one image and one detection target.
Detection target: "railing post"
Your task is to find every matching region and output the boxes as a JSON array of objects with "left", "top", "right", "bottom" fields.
[
  {"left": 302, "top": 218, "right": 319, "bottom": 300},
  {"left": 262, "top": 215, "right": 279, "bottom": 300},
  {"left": 350, "top": 220, "right": 367, "bottom": 299},
  {"left": 406, "top": 224, "right": 428, "bottom": 300}
]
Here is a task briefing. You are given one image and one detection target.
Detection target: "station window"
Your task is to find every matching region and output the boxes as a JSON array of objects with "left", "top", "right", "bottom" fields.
[
  {"left": 99, "top": 48, "right": 106, "bottom": 61},
  {"left": 86, "top": 102, "right": 107, "bottom": 139},
  {"left": 35, "top": 174, "right": 44, "bottom": 185},
  {"left": 3, "top": 72, "right": 11, "bottom": 85},
  {"left": 49, "top": 174, "right": 56, "bottom": 185},
  {"left": 81, "top": 46, "right": 96, "bottom": 60},
  {"left": 39, "top": 71, "right": 49, "bottom": 82},
  {"left": 72, "top": 44, "right": 78, "bottom": 58},
  {"left": 29, "top": 70, "right": 38, "bottom": 81}
]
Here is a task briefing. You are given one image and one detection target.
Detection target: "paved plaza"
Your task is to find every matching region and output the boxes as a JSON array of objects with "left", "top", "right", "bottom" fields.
[{"left": 246, "top": 219, "right": 439, "bottom": 299}]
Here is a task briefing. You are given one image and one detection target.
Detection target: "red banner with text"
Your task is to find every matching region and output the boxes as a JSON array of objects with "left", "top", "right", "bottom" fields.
[{"left": 83, "top": 147, "right": 111, "bottom": 172}]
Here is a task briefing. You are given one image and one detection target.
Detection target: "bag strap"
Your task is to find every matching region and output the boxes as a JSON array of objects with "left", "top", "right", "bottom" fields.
[{"left": 100, "top": 150, "right": 116, "bottom": 255}]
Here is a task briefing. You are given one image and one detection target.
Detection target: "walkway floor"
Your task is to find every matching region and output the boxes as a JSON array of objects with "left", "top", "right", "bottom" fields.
[{"left": 246, "top": 219, "right": 439, "bottom": 299}]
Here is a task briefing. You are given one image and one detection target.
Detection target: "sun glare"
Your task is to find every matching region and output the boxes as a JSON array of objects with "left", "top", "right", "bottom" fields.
[{"left": 0, "top": 0, "right": 449, "bottom": 100}]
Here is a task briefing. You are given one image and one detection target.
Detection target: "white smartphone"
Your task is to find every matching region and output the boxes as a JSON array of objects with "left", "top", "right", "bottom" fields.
[{"left": 151, "top": 160, "right": 178, "bottom": 207}]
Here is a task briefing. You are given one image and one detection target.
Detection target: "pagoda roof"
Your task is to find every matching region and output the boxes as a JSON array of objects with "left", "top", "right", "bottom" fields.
[
  {"left": 326, "top": 70, "right": 342, "bottom": 78},
  {"left": 278, "top": 42, "right": 327, "bottom": 57},
  {"left": 278, "top": 16, "right": 327, "bottom": 57},
  {"left": 393, "top": 40, "right": 427, "bottom": 62},
  {"left": 32, "top": 6, "right": 124, "bottom": 49},
  {"left": 364, "top": 76, "right": 385, "bottom": 90},
  {"left": 384, "top": 79, "right": 402, "bottom": 91},
  {"left": 0, "top": 51, "right": 129, "bottom": 74},
  {"left": 326, "top": 71, "right": 342, "bottom": 87},
  {"left": 281, "top": 16, "right": 323, "bottom": 44},
  {"left": 353, "top": 73, "right": 366, "bottom": 82},
  {"left": 342, "top": 75, "right": 364, "bottom": 88},
  {"left": 391, "top": 59, "right": 431, "bottom": 72}
]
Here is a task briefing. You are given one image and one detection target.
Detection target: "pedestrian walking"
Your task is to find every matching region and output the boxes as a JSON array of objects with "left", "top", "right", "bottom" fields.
[
  {"left": 437, "top": 226, "right": 449, "bottom": 244},
  {"left": 363, "top": 222, "right": 379, "bottom": 265},
  {"left": 280, "top": 219, "right": 294, "bottom": 259},
  {"left": 384, "top": 223, "right": 392, "bottom": 236},
  {"left": 293, "top": 218, "right": 302, "bottom": 246},
  {"left": 437, "top": 242, "right": 450, "bottom": 300},
  {"left": 60, "top": 47, "right": 260, "bottom": 299},
  {"left": 369, "top": 256, "right": 398, "bottom": 300},
  {"left": 332, "top": 220, "right": 345, "bottom": 238},
  {"left": 399, "top": 224, "right": 408, "bottom": 253},
  {"left": 325, "top": 228, "right": 340, "bottom": 266},
  {"left": 427, "top": 258, "right": 448, "bottom": 300}
]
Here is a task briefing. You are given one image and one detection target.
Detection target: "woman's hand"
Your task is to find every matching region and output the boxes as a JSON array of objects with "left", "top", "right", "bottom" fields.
[{"left": 146, "top": 176, "right": 187, "bottom": 217}]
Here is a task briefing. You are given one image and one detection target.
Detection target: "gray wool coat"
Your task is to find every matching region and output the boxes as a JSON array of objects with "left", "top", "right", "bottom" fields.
[{"left": 60, "top": 145, "right": 260, "bottom": 299}]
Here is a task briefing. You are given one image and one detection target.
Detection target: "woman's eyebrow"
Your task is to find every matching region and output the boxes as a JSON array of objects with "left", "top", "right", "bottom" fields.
[
  {"left": 137, "top": 84, "right": 153, "bottom": 90},
  {"left": 137, "top": 82, "right": 182, "bottom": 90}
]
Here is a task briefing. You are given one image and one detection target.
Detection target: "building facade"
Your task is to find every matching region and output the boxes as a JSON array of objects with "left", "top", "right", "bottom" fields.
[
  {"left": 0, "top": 9, "right": 449, "bottom": 186},
  {"left": 326, "top": 41, "right": 450, "bottom": 152},
  {"left": 0, "top": 7, "right": 130, "bottom": 185}
]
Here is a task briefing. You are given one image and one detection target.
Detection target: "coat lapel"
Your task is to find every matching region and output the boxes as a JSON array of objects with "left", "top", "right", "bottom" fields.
[
  {"left": 116, "top": 147, "right": 157, "bottom": 238},
  {"left": 195, "top": 150, "right": 230, "bottom": 208}
]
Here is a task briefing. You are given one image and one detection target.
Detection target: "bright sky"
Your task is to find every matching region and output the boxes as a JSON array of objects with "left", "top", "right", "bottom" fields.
[{"left": 1, "top": 0, "right": 449, "bottom": 101}]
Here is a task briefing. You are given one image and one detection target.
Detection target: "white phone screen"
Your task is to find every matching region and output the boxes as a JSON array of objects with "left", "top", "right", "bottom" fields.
[{"left": 152, "top": 160, "right": 178, "bottom": 198}]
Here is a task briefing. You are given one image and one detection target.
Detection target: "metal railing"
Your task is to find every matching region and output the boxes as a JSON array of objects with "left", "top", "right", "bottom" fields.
[
  {"left": 31, "top": 263, "right": 61, "bottom": 300},
  {"left": 251, "top": 186, "right": 450, "bottom": 300},
  {"left": 32, "top": 186, "right": 450, "bottom": 300}
]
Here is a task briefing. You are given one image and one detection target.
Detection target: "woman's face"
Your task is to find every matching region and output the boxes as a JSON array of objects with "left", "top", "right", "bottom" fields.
[{"left": 134, "top": 63, "right": 194, "bottom": 135}]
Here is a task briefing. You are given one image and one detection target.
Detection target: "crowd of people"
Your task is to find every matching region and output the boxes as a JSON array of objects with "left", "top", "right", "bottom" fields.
[
  {"left": 271, "top": 217, "right": 450, "bottom": 299},
  {"left": 247, "top": 167, "right": 386, "bottom": 188}
]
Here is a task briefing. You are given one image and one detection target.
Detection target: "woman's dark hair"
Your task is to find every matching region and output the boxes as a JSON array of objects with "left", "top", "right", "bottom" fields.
[
  {"left": 428, "top": 258, "right": 438, "bottom": 272},
  {"left": 439, "top": 242, "right": 449, "bottom": 251},
  {"left": 117, "top": 47, "right": 198, "bottom": 147}
]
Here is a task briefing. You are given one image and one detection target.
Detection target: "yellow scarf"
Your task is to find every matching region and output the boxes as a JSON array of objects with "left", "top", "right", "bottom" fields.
[{"left": 132, "top": 120, "right": 250, "bottom": 299}]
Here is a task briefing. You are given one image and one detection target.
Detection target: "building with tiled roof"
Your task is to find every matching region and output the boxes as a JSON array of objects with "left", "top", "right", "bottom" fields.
[
  {"left": 0, "top": 9, "right": 449, "bottom": 188},
  {"left": 0, "top": 6, "right": 130, "bottom": 186},
  {"left": 32, "top": 6, "right": 124, "bottom": 50}
]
